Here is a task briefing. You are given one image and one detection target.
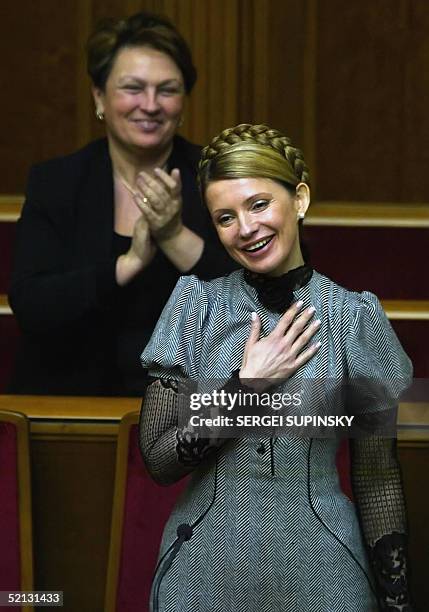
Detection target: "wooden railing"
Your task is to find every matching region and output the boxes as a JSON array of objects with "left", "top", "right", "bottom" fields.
[
  {"left": 306, "top": 201, "right": 429, "bottom": 228},
  {"left": 0, "top": 395, "right": 427, "bottom": 439},
  {"left": 1, "top": 195, "right": 429, "bottom": 227},
  {"left": 2, "top": 293, "right": 429, "bottom": 320},
  {"left": 0, "top": 294, "right": 12, "bottom": 314},
  {"left": 0, "top": 195, "right": 23, "bottom": 222}
]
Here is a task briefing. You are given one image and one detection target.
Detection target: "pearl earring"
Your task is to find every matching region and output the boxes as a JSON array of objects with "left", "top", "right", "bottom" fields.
[
  {"left": 95, "top": 109, "right": 104, "bottom": 121},
  {"left": 297, "top": 211, "right": 305, "bottom": 220}
]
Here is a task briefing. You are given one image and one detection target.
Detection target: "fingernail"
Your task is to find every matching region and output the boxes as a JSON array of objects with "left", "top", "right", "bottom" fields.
[
  {"left": 308, "top": 306, "right": 316, "bottom": 314},
  {"left": 295, "top": 300, "right": 304, "bottom": 309},
  {"left": 315, "top": 341, "right": 322, "bottom": 348},
  {"left": 313, "top": 319, "right": 321, "bottom": 327},
  {"left": 251, "top": 311, "right": 257, "bottom": 321}
]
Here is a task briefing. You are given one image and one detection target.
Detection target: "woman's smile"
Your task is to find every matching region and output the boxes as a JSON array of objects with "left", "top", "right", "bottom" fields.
[
  {"left": 131, "top": 118, "right": 163, "bottom": 130},
  {"left": 241, "top": 234, "right": 275, "bottom": 256}
]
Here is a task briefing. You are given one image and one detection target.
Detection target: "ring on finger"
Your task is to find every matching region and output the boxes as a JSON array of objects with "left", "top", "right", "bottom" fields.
[{"left": 136, "top": 194, "right": 149, "bottom": 205}]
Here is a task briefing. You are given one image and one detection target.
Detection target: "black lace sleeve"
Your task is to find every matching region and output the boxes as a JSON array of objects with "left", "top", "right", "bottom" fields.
[
  {"left": 350, "top": 436, "right": 414, "bottom": 611},
  {"left": 139, "top": 378, "right": 225, "bottom": 485}
]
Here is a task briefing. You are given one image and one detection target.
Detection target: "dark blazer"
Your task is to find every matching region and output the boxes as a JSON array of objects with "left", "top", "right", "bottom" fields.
[{"left": 8, "top": 136, "right": 235, "bottom": 395}]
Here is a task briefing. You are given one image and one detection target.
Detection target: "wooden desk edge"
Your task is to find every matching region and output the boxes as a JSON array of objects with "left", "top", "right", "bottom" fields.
[
  {"left": 2, "top": 295, "right": 429, "bottom": 319},
  {"left": 1, "top": 396, "right": 428, "bottom": 431},
  {"left": 2, "top": 198, "right": 429, "bottom": 227},
  {"left": 0, "top": 395, "right": 140, "bottom": 421}
]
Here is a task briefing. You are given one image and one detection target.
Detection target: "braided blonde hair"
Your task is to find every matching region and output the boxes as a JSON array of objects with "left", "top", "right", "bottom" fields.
[{"left": 198, "top": 124, "right": 310, "bottom": 195}]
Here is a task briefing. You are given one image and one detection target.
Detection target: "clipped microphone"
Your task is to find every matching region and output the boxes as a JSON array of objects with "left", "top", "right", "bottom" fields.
[
  {"left": 152, "top": 460, "right": 219, "bottom": 611},
  {"left": 152, "top": 523, "right": 194, "bottom": 611},
  {"left": 177, "top": 523, "right": 193, "bottom": 541}
]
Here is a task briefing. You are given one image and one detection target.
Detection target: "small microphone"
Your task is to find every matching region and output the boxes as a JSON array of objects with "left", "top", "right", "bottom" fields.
[
  {"left": 152, "top": 523, "right": 194, "bottom": 611},
  {"left": 177, "top": 523, "right": 193, "bottom": 541}
]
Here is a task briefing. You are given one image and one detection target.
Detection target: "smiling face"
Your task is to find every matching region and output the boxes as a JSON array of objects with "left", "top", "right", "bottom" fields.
[
  {"left": 92, "top": 45, "right": 185, "bottom": 156},
  {"left": 206, "top": 178, "right": 309, "bottom": 276}
]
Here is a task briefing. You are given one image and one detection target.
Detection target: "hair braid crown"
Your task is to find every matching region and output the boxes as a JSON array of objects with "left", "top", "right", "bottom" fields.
[{"left": 200, "top": 123, "right": 310, "bottom": 185}]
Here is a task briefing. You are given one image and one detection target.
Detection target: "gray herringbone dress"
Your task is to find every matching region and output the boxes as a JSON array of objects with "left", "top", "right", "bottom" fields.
[{"left": 140, "top": 270, "right": 412, "bottom": 612}]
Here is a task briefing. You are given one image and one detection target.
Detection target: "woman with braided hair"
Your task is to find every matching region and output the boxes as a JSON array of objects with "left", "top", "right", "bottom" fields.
[{"left": 140, "top": 124, "right": 413, "bottom": 611}]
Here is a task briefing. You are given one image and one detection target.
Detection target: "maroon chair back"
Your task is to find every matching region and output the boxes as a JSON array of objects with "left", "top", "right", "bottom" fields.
[
  {"left": 0, "top": 409, "right": 34, "bottom": 612},
  {"left": 336, "top": 438, "right": 353, "bottom": 500},
  {"left": 105, "top": 413, "right": 187, "bottom": 612},
  {"left": 0, "top": 418, "right": 20, "bottom": 590}
]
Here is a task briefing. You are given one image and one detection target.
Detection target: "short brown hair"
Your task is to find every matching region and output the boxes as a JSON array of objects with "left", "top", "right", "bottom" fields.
[{"left": 87, "top": 11, "right": 197, "bottom": 93}]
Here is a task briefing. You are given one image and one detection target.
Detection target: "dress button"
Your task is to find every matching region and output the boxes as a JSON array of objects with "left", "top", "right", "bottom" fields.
[{"left": 257, "top": 443, "right": 266, "bottom": 455}]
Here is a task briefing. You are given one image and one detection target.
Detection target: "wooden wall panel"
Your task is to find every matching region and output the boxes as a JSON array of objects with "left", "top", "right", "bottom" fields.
[
  {"left": 302, "top": 0, "right": 317, "bottom": 182},
  {"left": 265, "top": 1, "right": 309, "bottom": 150},
  {"left": 399, "top": 442, "right": 429, "bottom": 607},
  {"left": 315, "top": 0, "right": 429, "bottom": 203},
  {"left": 316, "top": 1, "right": 406, "bottom": 201},
  {"left": 402, "top": 3, "right": 429, "bottom": 202},
  {"left": 0, "top": 0, "right": 81, "bottom": 192},
  {"left": 2, "top": 0, "right": 429, "bottom": 206},
  {"left": 31, "top": 435, "right": 117, "bottom": 612},
  {"left": 186, "top": 1, "right": 210, "bottom": 141},
  {"left": 249, "top": 0, "right": 269, "bottom": 124},
  {"left": 0, "top": 0, "right": 310, "bottom": 192}
]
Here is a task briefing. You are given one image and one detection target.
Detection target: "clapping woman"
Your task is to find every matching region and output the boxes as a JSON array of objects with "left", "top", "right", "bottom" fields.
[{"left": 9, "top": 12, "right": 234, "bottom": 395}]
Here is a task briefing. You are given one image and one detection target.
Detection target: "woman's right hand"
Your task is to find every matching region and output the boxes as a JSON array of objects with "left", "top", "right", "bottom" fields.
[
  {"left": 130, "top": 213, "right": 157, "bottom": 265},
  {"left": 239, "top": 301, "right": 321, "bottom": 389},
  {"left": 116, "top": 214, "right": 156, "bottom": 286}
]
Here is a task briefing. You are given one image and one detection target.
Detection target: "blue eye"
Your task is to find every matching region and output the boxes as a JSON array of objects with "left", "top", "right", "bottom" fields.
[
  {"left": 251, "top": 199, "right": 269, "bottom": 211},
  {"left": 217, "top": 214, "right": 234, "bottom": 226}
]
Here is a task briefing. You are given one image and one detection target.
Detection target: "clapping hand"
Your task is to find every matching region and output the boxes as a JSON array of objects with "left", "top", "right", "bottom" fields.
[
  {"left": 116, "top": 213, "right": 156, "bottom": 286},
  {"left": 129, "top": 213, "right": 156, "bottom": 266},
  {"left": 134, "top": 167, "right": 183, "bottom": 241}
]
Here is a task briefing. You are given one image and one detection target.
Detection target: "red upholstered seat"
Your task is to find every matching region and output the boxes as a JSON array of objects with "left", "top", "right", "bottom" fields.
[
  {"left": 0, "top": 419, "right": 20, "bottom": 590},
  {"left": 0, "top": 315, "right": 21, "bottom": 393},
  {"left": 0, "top": 410, "right": 34, "bottom": 611},
  {"left": 0, "top": 223, "right": 16, "bottom": 294},
  {"left": 105, "top": 413, "right": 187, "bottom": 612},
  {"left": 336, "top": 439, "right": 353, "bottom": 500}
]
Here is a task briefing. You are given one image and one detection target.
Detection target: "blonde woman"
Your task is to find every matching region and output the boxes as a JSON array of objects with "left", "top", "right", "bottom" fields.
[{"left": 140, "top": 124, "right": 413, "bottom": 611}]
